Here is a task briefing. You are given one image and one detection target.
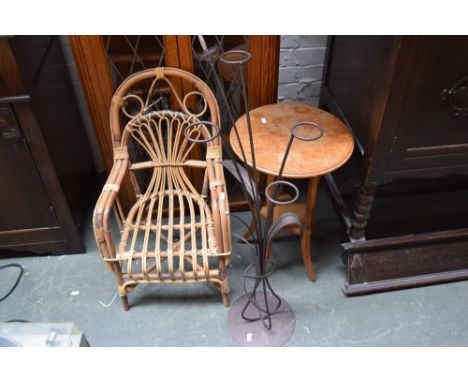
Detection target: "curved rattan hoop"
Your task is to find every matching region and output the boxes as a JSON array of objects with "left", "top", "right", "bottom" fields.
[{"left": 110, "top": 67, "right": 221, "bottom": 146}]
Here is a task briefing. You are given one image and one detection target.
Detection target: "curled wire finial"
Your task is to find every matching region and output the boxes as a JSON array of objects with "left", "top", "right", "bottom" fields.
[
  {"left": 183, "top": 121, "right": 221, "bottom": 143},
  {"left": 265, "top": 180, "right": 299, "bottom": 205},
  {"left": 291, "top": 122, "right": 324, "bottom": 141},
  {"left": 219, "top": 50, "right": 251, "bottom": 65}
]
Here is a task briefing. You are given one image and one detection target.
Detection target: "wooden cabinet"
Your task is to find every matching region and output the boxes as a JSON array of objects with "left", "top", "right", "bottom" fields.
[
  {"left": 380, "top": 37, "right": 468, "bottom": 179},
  {"left": 320, "top": 36, "right": 468, "bottom": 295},
  {"left": 0, "top": 36, "right": 94, "bottom": 255}
]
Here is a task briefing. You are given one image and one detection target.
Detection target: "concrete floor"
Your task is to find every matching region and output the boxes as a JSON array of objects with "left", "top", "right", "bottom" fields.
[{"left": 1, "top": 187, "right": 468, "bottom": 346}]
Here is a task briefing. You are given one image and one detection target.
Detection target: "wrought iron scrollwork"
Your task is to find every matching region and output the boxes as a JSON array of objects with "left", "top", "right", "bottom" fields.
[{"left": 441, "top": 74, "right": 468, "bottom": 117}]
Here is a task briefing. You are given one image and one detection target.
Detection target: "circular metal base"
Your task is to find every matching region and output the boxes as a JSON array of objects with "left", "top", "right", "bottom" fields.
[{"left": 227, "top": 292, "right": 295, "bottom": 346}]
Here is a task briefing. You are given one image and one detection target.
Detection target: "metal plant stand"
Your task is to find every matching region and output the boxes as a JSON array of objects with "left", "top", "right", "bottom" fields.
[{"left": 193, "top": 37, "right": 324, "bottom": 346}]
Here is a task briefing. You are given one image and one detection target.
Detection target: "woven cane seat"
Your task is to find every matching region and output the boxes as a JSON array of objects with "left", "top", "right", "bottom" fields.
[{"left": 117, "top": 190, "right": 225, "bottom": 283}]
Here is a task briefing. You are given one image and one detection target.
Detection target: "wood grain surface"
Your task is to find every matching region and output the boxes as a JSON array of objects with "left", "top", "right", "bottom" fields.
[{"left": 230, "top": 102, "right": 354, "bottom": 178}]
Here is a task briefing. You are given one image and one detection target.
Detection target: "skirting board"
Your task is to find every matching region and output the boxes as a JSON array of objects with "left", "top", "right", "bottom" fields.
[{"left": 342, "top": 228, "right": 468, "bottom": 296}]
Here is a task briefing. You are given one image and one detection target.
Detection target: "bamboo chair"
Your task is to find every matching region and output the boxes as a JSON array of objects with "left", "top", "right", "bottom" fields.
[{"left": 93, "top": 67, "right": 231, "bottom": 311}]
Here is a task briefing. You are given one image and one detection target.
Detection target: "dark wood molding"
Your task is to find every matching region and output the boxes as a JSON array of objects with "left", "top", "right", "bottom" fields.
[
  {"left": 343, "top": 228, "right": 468, "bottom": 295},
  {"left": 343, "top": 227, "right": 468, "bottom": 251},
  {"left": 345, "top": 269, "right": 468, "bottom": 296}
]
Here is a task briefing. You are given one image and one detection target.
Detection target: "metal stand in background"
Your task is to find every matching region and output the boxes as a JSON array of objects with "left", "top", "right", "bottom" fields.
[{"left": 193, "top": 37, "right": 324, "bottom": 346}]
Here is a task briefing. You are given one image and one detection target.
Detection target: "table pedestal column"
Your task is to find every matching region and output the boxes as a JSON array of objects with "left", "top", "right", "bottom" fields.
[{"left": 300, "top": 177, "right": 320, "bottom": 281}]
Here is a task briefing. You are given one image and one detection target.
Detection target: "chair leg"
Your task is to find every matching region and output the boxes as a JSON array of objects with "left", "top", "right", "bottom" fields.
[
  {"left": 301, "top": 177, "right": 318, "bottom": 282},
  {"left": 222, "top": 292, "right": 230, "bottom": 307},
  {"left": 120, "top": 295, "right": 130, "bottom": 311},
  {"left": 111, "top": 262, "right": 131, "bottom": 311},
  {"left": 300, "top": 227, "right": 317, "bottom": 282},
  {"left": 218, "top": 258, "right": 230, "bottom": 307}
]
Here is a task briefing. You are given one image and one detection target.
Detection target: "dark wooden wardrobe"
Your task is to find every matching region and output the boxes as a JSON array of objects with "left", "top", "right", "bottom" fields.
[
  {"left": 320, "top": 36, "right": 468, "bottom": 295},
  {"left": 0, "top": 36, "right": 94, "bottom": 255}
]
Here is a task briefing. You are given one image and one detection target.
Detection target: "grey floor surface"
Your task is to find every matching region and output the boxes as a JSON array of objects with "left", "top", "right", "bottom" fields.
[{"left": 1, "top": 189, "right": 468, "bottom": 347}]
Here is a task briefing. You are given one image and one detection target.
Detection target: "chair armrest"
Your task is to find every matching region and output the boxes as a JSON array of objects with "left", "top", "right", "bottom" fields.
[
  {"left": 216, "top": 187, "right": 231, "bottom": 255},
  {"left": 93, "top": 160, "right": 128, "bottom": 265},
  {"left": 208, "top": 159, "right": 232, "bottom": 256}
]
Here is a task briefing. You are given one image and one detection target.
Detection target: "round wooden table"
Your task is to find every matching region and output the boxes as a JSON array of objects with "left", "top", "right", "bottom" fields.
[{"left": 230, "top": 102, "right": 354, "bottom": 281}]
